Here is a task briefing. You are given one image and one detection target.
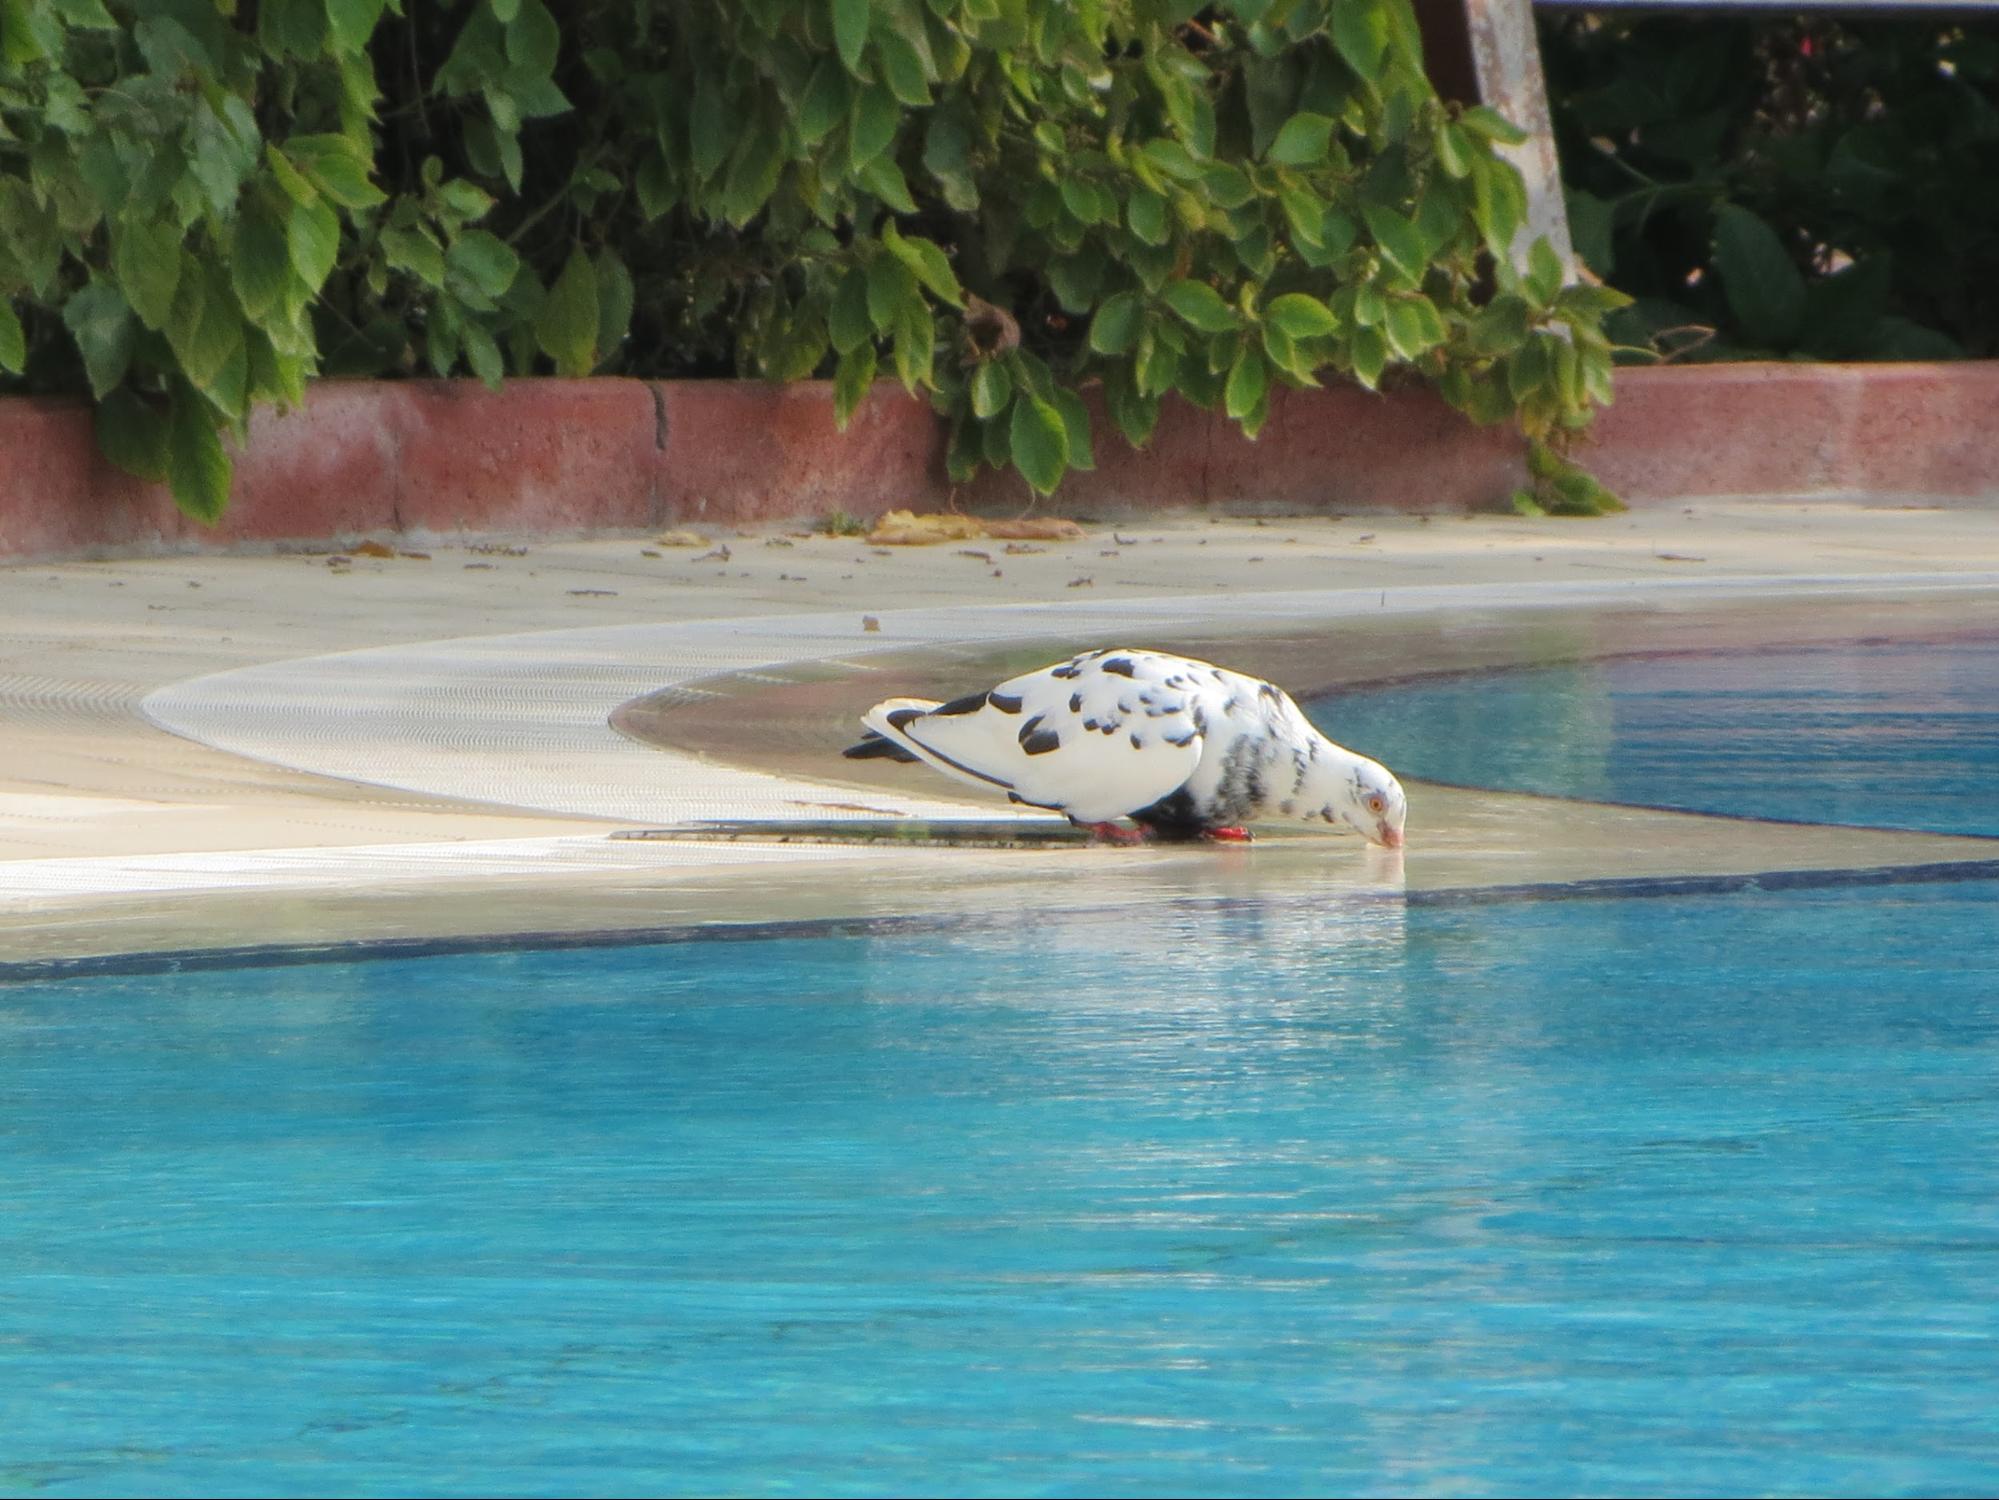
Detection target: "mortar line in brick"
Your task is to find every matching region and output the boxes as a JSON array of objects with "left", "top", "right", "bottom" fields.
[
  {"left": 1191, "top": 406, "right": 1207, "bottom": 512},
  {"left": 389, "top": 392, "right": 408, "bottom": 537},
  {"left": 648, "top": 382, "right": 669, "bottom": 528}
]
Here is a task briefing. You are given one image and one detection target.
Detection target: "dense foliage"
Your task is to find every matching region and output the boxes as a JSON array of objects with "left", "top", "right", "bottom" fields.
[
  {"left": 0, "top": 0, "right": 1619, "bottom": 521},
  {"left": 1542, "top": 10, "right": 1999, "bottom": 363}
]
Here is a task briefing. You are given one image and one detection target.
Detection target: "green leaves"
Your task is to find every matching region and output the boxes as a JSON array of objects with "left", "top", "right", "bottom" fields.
[
  {"left": 1157, "top": 66, "right": 1216, "bottom": 159},
  {"left": 1142, "top": 139, "right": 1204, "bottom": 181},
  {"left": 1225, "top": 345, "right": 1268, "bottom": 423},
  {"left": 447, "top": 230, "right": 521, "bottom": 301},
  {"left": 1265, "top": 294, "right": 1337, "bottom": 340},
  {"left": 690, "top": 78, "right": 729, "bottom": 181},
  {"left": 166, "top": 381, "right": 232, "bottom": 523},
  {"left": 231, "top": 200, "right": 293, "bottom": 320},
  {"left": 832, "top": 0, "right": 869, "bottom": 74},
  {"left": 890, "top": 295, "right": 933, "bottom": 391},
  {"left": 833, "top": 341, "right": 876, "bottom": 426},
  {"left": 1522, "top": 439, "right": 1625, "bottom": 516},
  {"left": 506, "top": 0, "right": 559, "bottom": 77},
  {"left": 1267, "top": 113, "right": 1336, "bottom": 166},
  {"left": 189, "top": 101, "right": 263, "bottom": 217},
  {"left": 1467, "top": 293, "right": 1531, "bottom": 356},
  {"left": 1331, "top": 1, "right": 1391, "bottom": 81},
  {"left": 881, "top": 224, "right": 961, "bottom": 308},
  {"left": 721, "top": 126, "right": 785, "bottom": 225},
  {"left": 1363, "top": 206, "right": 1426, "bottom": 285},
  {"left": 1350, "top": 326, "right": 1388, "bottom": 390},
  {"left": 1435, "top": 123, "right": 1474, "bottom": 181},
  {"left": 286, "top": 134, "right": 385, "bottom": 209},
  {"left": 325, "top": 0, "right": 390, "bottom": 54},
  {"left": 535, "top": 246, "right": 600, "bottom": 377},
  {"left": 1162, "top": 280, "right": 1236, "bottom": 333},
  {"left": 51, "top": 0, "right": 117, "bottom": 28},
  {"left": 970, "top": 361, "right": 1012, "bottom": 420},
  {"left": 1711, "top": 204, "right": 1806, "bottom": 348},
  {"left": 922, "top": 101, "right": 978, "bottom": 211},
  {"left": 856, "top": 155, "right": 916, "bottom": 213},
  {"left": 1468, "top": 152, "right": 1527, "bottom": 259},
  {"left": 595, "top": 249, "right": 633, "bottom": 358},
  {"left": 1089, "top": 291, "right": 1145, "bottom": 355},
  {"left": 876, "top": 27, "right": 931, "bottom": 106},
  {"left": 828, "top": 271, "right": 872, "bottom": 355},
  {"left": 867, "top": 254, "right": 916, "bottom": 333},
  {"left": 288, "top": 197, "right": 341, "bottom": 291},
  {"left": 1382, "top": 295, "right": 1445, "bottom": 359},
  {"left": 114, "top": 220, "right": 183, "bottom": 331},
  {"left": 1458, "top": 106, "right": 1528, "bottom": 148},
  {"left": 849, "top": 83, "right": 900, "bottom": 169},
  {"left": 461, "top": 322, "right": 504, "bottom": 388},
  {"left": 1524, "top": 237, "right": 1566, "bottom": 307},
  {"left": 799, "top": 60, "right": 849, "bottom": 146},
  {"left": 0, "top": 0, "right": 1629, "bottom": 526},
  {"left": 166, "top": 259, "right": 245, "bottom": 389},
  {"left": 1009, "top": 392, "right": 1069, "bottom": 495},
  {"left": 1564, "top": 187, "right": 1615, "bottom": 277},
  {"left": 1053, "top": 387, "right": 1094, "bottom": 473},
  {"left": 0, "top": 301, "right": 25, "bottom": 375},
  {"left": 1544, "top": 16, "right": 1987, "bottom": 368},
  {"left": 1126, "top": 189, "right": 1169, "bottom": 246},
  {"left": 1797, "top": 257, "right": 1891, "bottom": 359},
  {"left": 382, "top": 226, "right": 447, "bottom": 287},
  {"left": 95, "top": 389, "right": 171, "bottom": 485}
]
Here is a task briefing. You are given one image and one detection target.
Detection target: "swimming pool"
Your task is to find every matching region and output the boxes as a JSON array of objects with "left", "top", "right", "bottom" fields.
[
  {"left": 1314, "top": 633, "right": 1999, "bottom": 837},
  {"left": 4, "top": 872, "right": 1997, "bottom": 1496}
]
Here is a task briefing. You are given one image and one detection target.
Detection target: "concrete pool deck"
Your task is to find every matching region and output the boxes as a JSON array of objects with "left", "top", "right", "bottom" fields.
[{"left": 3, "top": 501, "right": 1997, "bottom": 966}]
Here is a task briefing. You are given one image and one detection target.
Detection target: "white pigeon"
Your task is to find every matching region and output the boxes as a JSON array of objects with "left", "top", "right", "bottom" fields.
[{"left": 842, "top": 647, "right": 1407, "bottom": 846}]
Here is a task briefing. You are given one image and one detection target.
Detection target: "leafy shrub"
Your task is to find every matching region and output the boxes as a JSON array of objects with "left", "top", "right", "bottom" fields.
[
  {"left": 1542, "top": 10, "right": 1998, "bottom": 362},
  {"left": 0, "top": 0, "right": 1618, "bottom": 521}
]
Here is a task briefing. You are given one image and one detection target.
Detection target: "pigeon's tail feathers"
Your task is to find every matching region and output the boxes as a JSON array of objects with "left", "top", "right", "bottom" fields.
[
  {"left": 861, "top": 697, "right": 942, "bottom": 740},
  {"left": 842, "top": 732, "right": 921, "bottom": 763},
  {"left": 859, "top": 696, "right": 1022, "bottom": 798},
  {"left": 852, "top": 698, "right": 941, "bottom": 766}
]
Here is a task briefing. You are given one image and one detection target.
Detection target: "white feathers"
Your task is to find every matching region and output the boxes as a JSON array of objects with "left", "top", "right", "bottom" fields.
[
  {"left": 859, "top": 652, "right": 1203, "bottom": 823},
  {"left": 849, "top": 648, "right": 1407, "bottom": 843}
]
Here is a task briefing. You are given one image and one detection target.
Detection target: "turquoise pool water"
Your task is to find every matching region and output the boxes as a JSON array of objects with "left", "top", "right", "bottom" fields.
[
  {"left": 4, "top": 879, "right": 1998, "bottom": 1496},
  {"left": 1313, "top": 634, "right": 1999, "bottom": 836}
]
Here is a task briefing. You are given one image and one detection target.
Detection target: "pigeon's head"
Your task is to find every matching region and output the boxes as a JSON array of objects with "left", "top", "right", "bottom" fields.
[{"left": 1339, "top": 756, "right": 1406, "bottom": 850}]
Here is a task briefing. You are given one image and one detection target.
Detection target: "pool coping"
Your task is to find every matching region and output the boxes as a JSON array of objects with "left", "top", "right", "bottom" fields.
[
  {"left": 7, "top": 852, "right": 1991, "bottom": 992},
  {"left": 7, "top": 852, "right": 1998, "bottom": 984}
]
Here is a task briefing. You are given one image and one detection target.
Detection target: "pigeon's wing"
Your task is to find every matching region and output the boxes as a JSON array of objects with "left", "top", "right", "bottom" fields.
[{"left": 860, "top": 650, "right": 1213, "bottom": 823}]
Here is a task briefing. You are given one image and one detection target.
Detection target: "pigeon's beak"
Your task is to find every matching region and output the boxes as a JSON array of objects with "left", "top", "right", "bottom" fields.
[{"left": 1376, "top": 822, "right": 1404, "bottom": 850}]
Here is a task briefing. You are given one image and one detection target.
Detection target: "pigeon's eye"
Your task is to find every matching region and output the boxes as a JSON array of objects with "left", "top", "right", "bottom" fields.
[{"left": 1365, "top": 794, "right": 1386, "bottom": 816}]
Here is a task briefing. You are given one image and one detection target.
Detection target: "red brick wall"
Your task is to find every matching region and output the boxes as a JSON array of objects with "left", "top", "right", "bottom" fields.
[{"left": 3, "top": 364, "right": 1995, "bottom": 559}]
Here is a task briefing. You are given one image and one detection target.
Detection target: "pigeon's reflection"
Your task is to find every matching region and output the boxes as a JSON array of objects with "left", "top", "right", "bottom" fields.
[{"left": 861, "top": 883, "right": 1411, "bottom": 1045}]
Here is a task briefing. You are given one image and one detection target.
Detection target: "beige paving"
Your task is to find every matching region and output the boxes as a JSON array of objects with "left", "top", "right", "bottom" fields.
[{"left": 3, "top": 500, "right": 1998, "bottom": 961}]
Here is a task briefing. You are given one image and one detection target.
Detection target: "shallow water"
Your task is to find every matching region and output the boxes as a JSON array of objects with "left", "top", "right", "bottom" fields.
[
  {"left": 1312, "top": 634, "right": 1999, "bottom": 836},
  {"left": 3, "top": 878, "right": 1996, "bottom": 1496}
]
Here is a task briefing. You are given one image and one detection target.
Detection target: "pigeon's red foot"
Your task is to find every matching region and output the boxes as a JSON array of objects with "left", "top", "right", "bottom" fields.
[
  {"left": 1203, "top": 826, "right": 1254, "bottom": 843},
  {"left": 1079, "top": 821, "right": 1150, "bottom": 845}
]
